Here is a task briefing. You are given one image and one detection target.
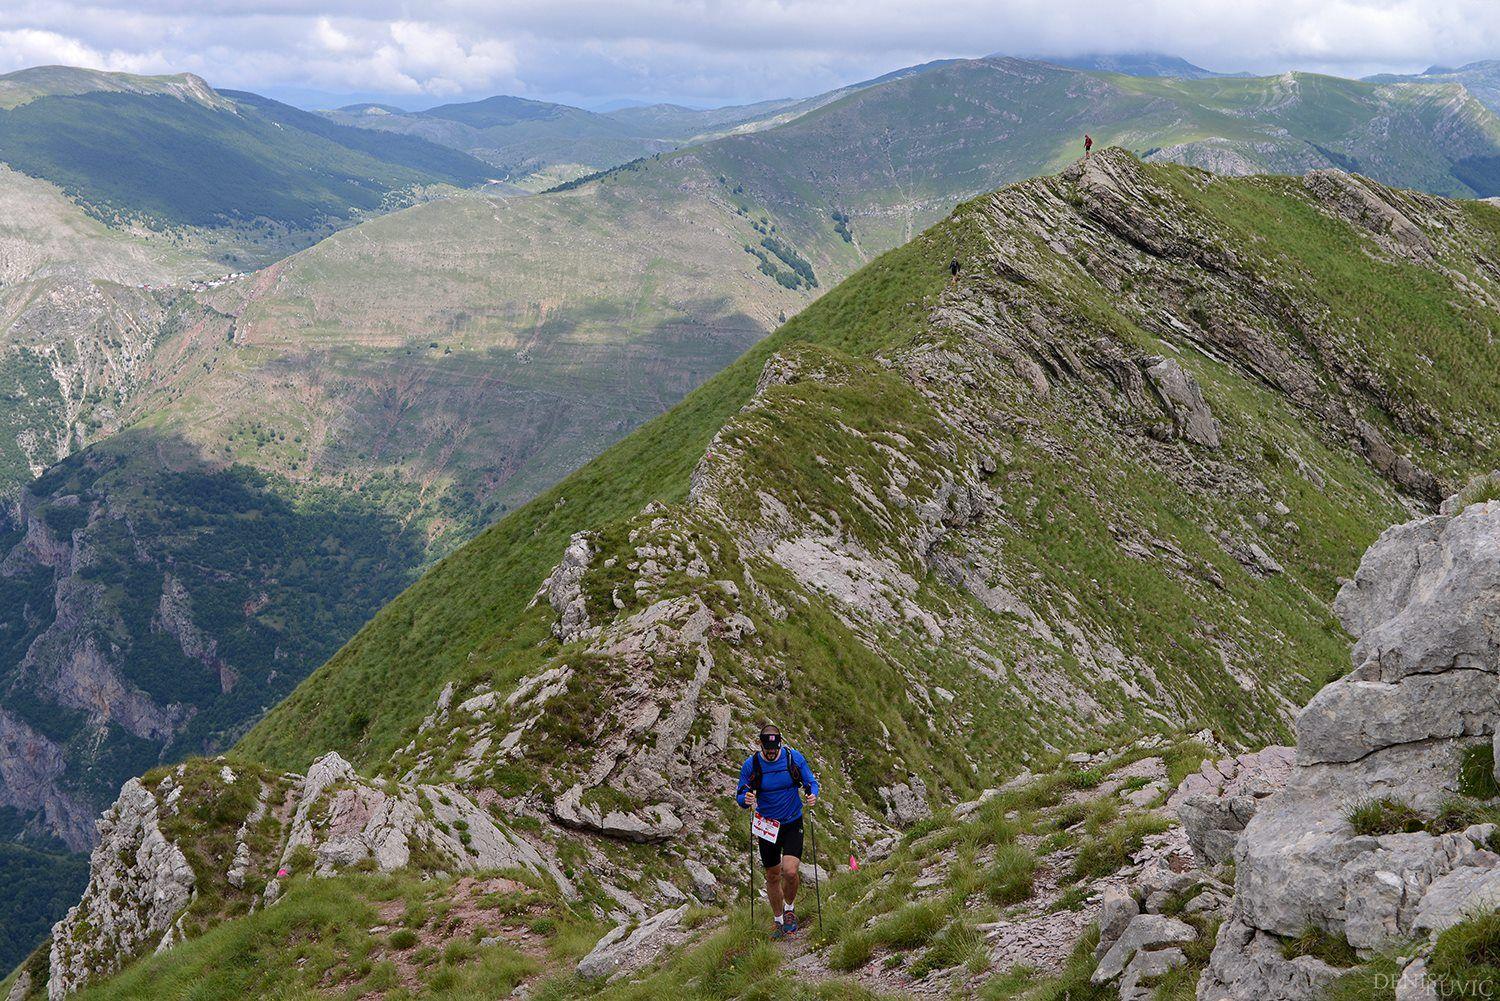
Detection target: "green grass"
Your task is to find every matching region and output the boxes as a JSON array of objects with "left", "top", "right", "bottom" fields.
[
  {"left": 69, "top": 873, "right": 386, "bottom": 1000},
  {"left": 1346, "top": 798, "right": 1428, "bottom": 836},
  {"left": 987, "top": 844, "right": 1039, "bottom": 905},
  {"left": 1461, "top": 735, "right": 1500, "bottom": 782},
  {"left": 1280, "top": 926, "right": 1360, "bottom": 968},
  {"left": 1072, "top": 814, "right": 1172, "bottom": 881},
  {"left": 1430, "top": 910, "right": 1500, "bottom": 998},
  {"left": 1451, "top": 475, "right": 1500, "bottom": 512},
  {"left": 1326, "top": 953, "right": 1404, "bottom": 1001}
]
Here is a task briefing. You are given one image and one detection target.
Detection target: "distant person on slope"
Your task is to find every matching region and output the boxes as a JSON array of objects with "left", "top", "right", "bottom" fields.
[
  {"left": 737, "top": 722, "right": 820, "bottom": 939},
  {"left": 949, "top": 258, "right": 961, "bottom": 284},
  {"left": 1084, "top": 133, "right": 1094, "bottom": 158}
]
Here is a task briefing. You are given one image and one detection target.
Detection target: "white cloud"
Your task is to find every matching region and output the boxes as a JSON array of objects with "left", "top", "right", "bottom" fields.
[
  {"left": 3, "top": 2, "right": 1500, "bottom": 106},
  {"left": 0, "top": 27, "right": 167, "bottom": 74}
]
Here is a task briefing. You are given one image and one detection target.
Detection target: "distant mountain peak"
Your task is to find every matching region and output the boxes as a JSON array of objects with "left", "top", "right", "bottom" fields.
[
  {"left": 0, "top": 64, "right": 232, "bottom": 111},
  {"left": 1029, "top": 51, "right": 1232, "bottom": 79}
]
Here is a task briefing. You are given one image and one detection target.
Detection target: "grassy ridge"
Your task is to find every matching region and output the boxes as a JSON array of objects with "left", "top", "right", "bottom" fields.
[
  {"left": 240, "top": 156, "right": 1500, "bottom": 778},
  {"left": 236, "top": 203, "right": 978, "bottom": 771}
]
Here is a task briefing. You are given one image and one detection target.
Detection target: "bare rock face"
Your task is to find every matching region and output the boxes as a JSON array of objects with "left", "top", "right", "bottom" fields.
[
  {"left": 537, "top": 532, "right": 595, "bottom": 643},
  {"left": 879, "top": 775, "right": 931, "bottom": 827},
  {"left": 1092, "top": 913, "right": 1196, "bottom": 984},
  {"left": 552, "top": 783, "right": 684, "bottom": 843},
  {"left": 1200, "top": 499, "right": 1500, "bottom": 1000},
  {"left": 1145, "top": 357, "right": 1221, "bottom": 448},
  {"left": 280, "top": 753, "right": 574, "bottom": 892},
  {"left": 0, "top": 708, "right": 95, "bottom": 851},
  {"left": 576, "top": 904, "right": 689, "bottom": 980},
  {"left": 1171, "top": 746, "right": 1293, "bottom": 865},
  {"left": 46, "top": 779, "right": 194, "bottom": 1000},
  {"left": 1302, "top": 170, "right": 1434, "bottom": 259}
]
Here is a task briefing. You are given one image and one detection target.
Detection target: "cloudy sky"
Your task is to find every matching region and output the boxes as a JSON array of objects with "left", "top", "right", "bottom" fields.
[{"left": 3, "top": 1, "right": 1500, "bottom": 110}]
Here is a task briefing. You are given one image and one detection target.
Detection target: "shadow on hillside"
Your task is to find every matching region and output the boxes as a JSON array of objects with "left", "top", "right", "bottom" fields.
[{"left": 0, "top": 428, "right": 429, "bottom": 837}]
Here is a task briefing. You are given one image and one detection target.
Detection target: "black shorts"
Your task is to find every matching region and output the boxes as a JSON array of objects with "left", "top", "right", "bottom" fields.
[{"left": 757, "top": 816, "right": 804, "bottom": 869}]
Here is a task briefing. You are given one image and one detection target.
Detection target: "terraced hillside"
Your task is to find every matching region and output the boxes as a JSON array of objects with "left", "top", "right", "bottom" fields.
[{"left": 8, "top": 150, "right": 1494, "bottom": 999}]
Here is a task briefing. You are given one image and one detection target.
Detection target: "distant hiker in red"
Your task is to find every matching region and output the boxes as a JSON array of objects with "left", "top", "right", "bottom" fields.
[{"left": 1084, "top": 134, "right": 1093, "bottom": 158}]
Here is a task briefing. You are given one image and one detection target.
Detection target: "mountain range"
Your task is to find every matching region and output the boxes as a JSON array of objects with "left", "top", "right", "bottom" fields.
[
  {"left": 6, "top": 51, "right": 1500, "bottom": 979},
  {"left": 318, "top": 59, "right": 963, "bottom": 189}
]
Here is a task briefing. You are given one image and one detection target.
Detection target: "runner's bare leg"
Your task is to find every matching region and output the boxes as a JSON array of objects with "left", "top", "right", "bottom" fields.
[
  {"left": 766, "top": 863, "right": 785, "bottom": 919},
  {"left": 782, "top": 855, "right": 801, "bottom": 907}
]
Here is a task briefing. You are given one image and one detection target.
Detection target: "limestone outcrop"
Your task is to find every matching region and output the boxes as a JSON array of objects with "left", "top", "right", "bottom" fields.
[
  {"left": 576, "top": 905, "right": 690, "bottom": 980},
  {"left": 46, "top": 780, "right": 193, "bottom": 1000},
  {"left": 40, "top": 753, "right": 569, "bottom": 998},
  {"left": 1200, "top": 497, "right": 1500, "bottom": 1001}
]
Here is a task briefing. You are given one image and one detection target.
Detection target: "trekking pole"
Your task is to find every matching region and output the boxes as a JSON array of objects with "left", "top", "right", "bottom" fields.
[
  {"left": 748, "top": 814, "right": 756, "bottom": 933},
  {"left": 809, "top": 807, "right": 823, "bottom": 929}
]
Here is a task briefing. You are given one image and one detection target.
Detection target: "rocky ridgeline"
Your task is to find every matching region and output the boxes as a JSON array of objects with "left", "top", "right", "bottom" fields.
[
  {"left": 26, "top": 752, "right": 571, "bottom": 999},
  {"left": 20, "top": 152, "right": 1500, "bottom": 997},
  {"left": 1183, "top": 489, "right": 1500, "bottom": 1000},
  {"left": 383, "top": 151, "right": 1437, "bottom": 887}
]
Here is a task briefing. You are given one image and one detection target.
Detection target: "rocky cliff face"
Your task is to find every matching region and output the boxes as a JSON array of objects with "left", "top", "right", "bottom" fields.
[
  {"left": 0, "top": 443, "right": 425, "bottom": 856},
  {"left": 34, "top": 752, "right": 570, "bottom": 998},
  {"left": 1199, "top": 489, "right": 1500, "bottom": 1000}
]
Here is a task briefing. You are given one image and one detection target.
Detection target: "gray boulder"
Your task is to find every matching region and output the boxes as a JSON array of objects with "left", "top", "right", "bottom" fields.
[
  {"left": 1297, "top": 671, "right": 1500, "bottom": 765},
  {"left": 1095, "top": 884, "right": 1140, "bottom": 956},
  {"left": 1413, "top": 858, "right": 1500, "bottom": 935},
  {"left": 576, "top": 905, "right": 689, "bottom": 980},
  {"left": 878, "top": 774, "right": 931, "bottom": 827},
  {"left": 1120, "top": 946, "right": 1187, "bottom": 1001},
  {"left": 1091, "top": 913, "right": 1196, "bottom": 983},
  {"left": 683, "top": 858, "right": 718, "bottom": 902},
  {"left": 552, "top": 783, "right": 684, "bottom": 843},
  {"left": 1202, "top": 499, "right": 1500, "bottom": 999},
  {"left": 1197, "top": 918, "right": 1342, "bottom": 1001},
  {"left": 1145, "top": 356, "right": 1221, "bottom": 448},
  {"left": 1332, "top": 501, "right": 1500, "bottom": 684},
  {"left": 1397, "top": 957, "right": 1439, "bottom": 1001},
  {"left": 1171, "top": 746, "right": 1293, "bottom": 865}
]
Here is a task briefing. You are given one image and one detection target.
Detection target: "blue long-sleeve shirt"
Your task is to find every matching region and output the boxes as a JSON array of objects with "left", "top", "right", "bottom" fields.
[{"left": 735, "top": 747, "right": 819, "bottom": 823}]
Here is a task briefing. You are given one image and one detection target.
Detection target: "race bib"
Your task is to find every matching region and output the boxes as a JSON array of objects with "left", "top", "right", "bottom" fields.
[{"left": 752, "top": 812, "right": 781, "bottom": 844}]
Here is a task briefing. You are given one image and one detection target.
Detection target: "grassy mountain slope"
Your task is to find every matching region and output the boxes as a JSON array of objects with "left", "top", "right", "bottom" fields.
[
  {"left": 1039, "top": 51, "right": 1232, "bottom": 77},
  {"left": 327, "top": 94, "right": 680, "bottom": 188},
  {"left": 0, "top": 66, "right": 227, "bottom": 111},
  {"left": 0, "top": 68, "right": 494, "bottom": 263},
  {"left": 245, "top": 151, "right": 1500, "bottom": 776},
  {"left": 24, "top": 150, "right": 1500, "bottom": 1001},
  {"left": 138, "top": 56, "right": 1500, "bottom": 537}
]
